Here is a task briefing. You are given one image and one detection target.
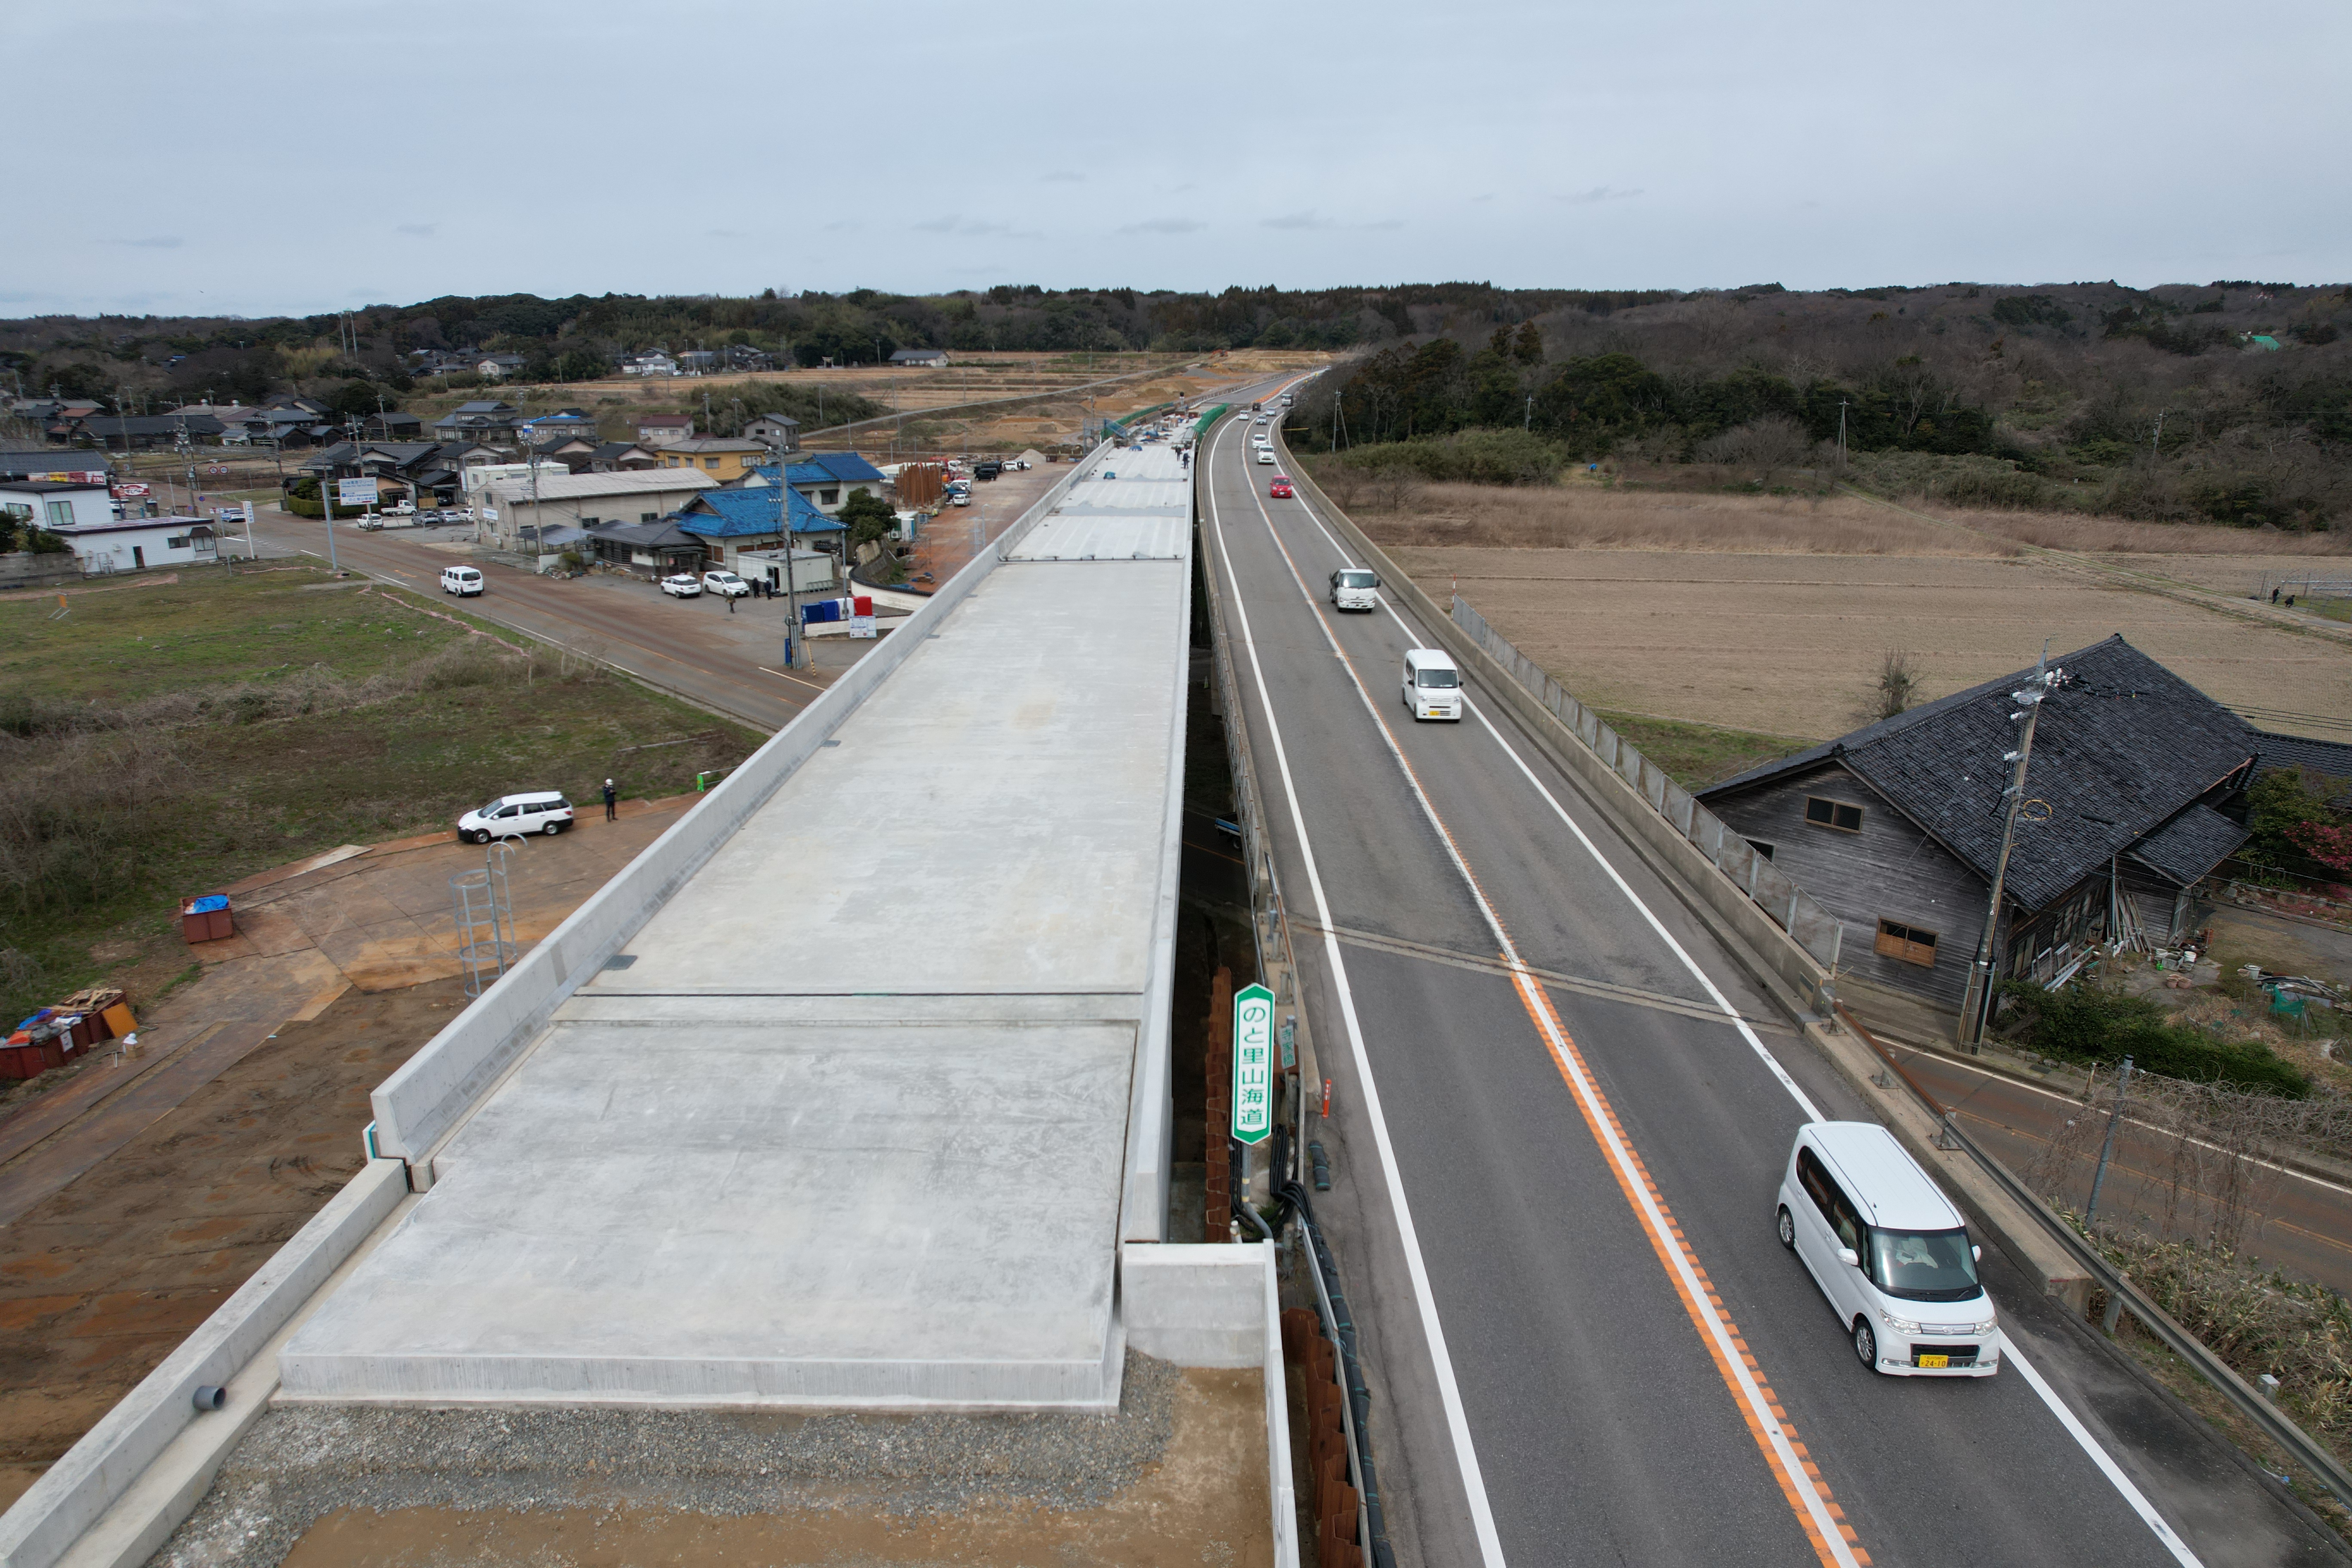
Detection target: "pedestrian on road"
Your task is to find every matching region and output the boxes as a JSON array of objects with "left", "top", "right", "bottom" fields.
[
  {"left": 2273, "top": 587, "right": 2282, "bottom": 604},
  {"left": 727, "top": 591, "right": 736, "bottom": 614},
  {"left": 603, "top": 779, "right": 617, "bottom": 822}
]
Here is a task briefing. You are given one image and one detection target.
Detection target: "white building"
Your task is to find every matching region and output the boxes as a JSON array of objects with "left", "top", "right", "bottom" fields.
[
  {"left": 460, "top": 460, "right": 573, "bottom": 504},
  {"left": 477, "top": 468, "right": 719, "bottom": 551},
  {"left": 0, "top": 480, "right": 113, "bottom": 533},
  {"left": 45, "top": 516, "right": 218, "bottom": 573},
  {"left": 635, "top": 413, "right": 694, "bottom": 447}
]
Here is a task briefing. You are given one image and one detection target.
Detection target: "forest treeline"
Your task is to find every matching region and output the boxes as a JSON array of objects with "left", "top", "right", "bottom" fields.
[{"left": 1286, "top": 281, "right": 2352, "bottom": 530}]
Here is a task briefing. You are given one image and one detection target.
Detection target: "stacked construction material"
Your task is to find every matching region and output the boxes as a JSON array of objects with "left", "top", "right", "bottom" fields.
[
  {"left": 180, "top": 893, "right": 233, "bottom": 944},
  {"left": 1282, "top": 1306, "right": 1364, "bottom": 1568},
  {"left": 0, "top": 990, "right": 133, "bottom": 1079}
]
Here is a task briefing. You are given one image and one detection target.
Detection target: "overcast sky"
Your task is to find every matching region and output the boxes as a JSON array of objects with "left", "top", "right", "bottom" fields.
[{"left": 12, "top": 0, "right": 2347, "bottom": 319}]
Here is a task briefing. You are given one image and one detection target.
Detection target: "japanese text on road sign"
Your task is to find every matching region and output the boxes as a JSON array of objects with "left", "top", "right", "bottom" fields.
[{"left": 1231, "top": 982, "right": 1274, "bottom": 1145}]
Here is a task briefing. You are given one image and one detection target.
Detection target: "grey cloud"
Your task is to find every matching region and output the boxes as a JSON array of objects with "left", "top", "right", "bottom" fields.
[
  {"left": 706, "top": 228, "right": 749, "bottom": 239},
  {"left": 1042, "top": 170, "right": 1086, "bottom": 183},
  {"left": 395, "top": 223, "right": 437, "bottom": 239},
  {"left": 1118, "top": 217, "right": 1205, "bottom": 235},
  {"left": 1263, "top": 212, "right": 1333, "bottom": 231},
  {"left": 913, "top": 215, "right": 1037, "bottom": 238},
  {"left": 106, "top": 236, "right": 182, "bottom": 249},
  {"left": 1556, "top": 187, "right": 1643, "bottom": 205}
]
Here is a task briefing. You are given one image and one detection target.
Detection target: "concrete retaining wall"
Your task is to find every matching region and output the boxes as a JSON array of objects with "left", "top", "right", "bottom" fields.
[
  {"left": 373, "top": 455, "right": 1099, "bottom": 1170},
  {"left": 0, "top": 1160, "right": 408, "bottom": 1568},
  {"left": 1120, "top": 1242, "right": 1297, "bottom": 1568}
]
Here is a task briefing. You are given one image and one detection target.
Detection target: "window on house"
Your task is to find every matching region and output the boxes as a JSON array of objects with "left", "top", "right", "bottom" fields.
[
  {"left": 1875, "top": 919, "right": 1939, "bottom": 968},
  {"left": 704, "top": 458, "right": 719, "bottom": 469},
  {"left": 1745, "top": 840, "right": 1774, "bottom": 860},
  {"left": 820, "top": 487, "right": 839, "bottom": 505},
  {"left": 1804, "top": 796, "right": 1865, "bottom": 833},
  {"left": 45, "top": 501, "right": 73, "bottom": 529},
  {"left": 166, "top": 535, "right": 187, "bottom": 549},
  {"left": 641, "top": 511, "right": 658, "bottom": 523}
]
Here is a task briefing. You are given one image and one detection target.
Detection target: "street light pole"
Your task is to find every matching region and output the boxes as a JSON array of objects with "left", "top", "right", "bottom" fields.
[{"left": 764, "top": 435, "right": 799, "bottom": 668}]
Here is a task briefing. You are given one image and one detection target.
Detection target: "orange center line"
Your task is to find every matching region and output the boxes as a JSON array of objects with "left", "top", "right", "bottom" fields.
[{"left": 1237, "top": 455, "right": 1868, "bottom": 1567}]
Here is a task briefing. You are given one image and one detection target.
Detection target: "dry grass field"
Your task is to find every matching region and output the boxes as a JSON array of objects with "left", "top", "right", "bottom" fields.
[{"left": 1360, "top": 485, "right": 2352, "bottom": 744}]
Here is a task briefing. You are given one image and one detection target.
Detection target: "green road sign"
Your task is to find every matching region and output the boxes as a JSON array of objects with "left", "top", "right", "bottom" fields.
[{"left": 1231, "top": 982, "right": 1275, "bottom": 1146}]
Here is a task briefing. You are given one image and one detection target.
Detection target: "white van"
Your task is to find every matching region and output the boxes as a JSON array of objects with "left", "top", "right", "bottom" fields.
[
  {"left": 1401, "top": 649, "right": 1462, "bottom": 721},
  {"left": 456, "top": 791, "right": 575, "bottom": 843},
  {"left": 441, "top": 565, "right": 484, "bottom": 597},
  {"left": 1330, "top": 567, "right": 1380, "bottom": 612},
  {"left": 1776, "top": 1122, "right": 2001, "bottom": 1377}
]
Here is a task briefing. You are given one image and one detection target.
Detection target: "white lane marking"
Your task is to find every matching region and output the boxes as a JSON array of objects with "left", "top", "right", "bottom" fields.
[
  {"left": 1240, "top": 456, "right": 1862, "bottom": 1568},
  {"left": 1280, "top": 500, "right": 1824, "bottom": 1119},
  {"left": 1205, "top": 417, "right": 1509, "bottom": 1568},
  {"left": 2006, "top": 1343, "right": 2203, "bottom": 1567},
  {"left": 1272, "top": 450, "right": 2211, "bottom": 1567}
]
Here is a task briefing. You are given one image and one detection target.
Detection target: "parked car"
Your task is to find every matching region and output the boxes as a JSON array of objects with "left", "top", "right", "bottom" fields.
[
  {"left": 457, "top": 791, "right": 575, "bottom": 844},
  {"left": 948, "top": 492, "right": 971, "bottom": 506},
  {"left": 382, "top": 500, "right": 416, "bottom": 516},
  {"left": 1270, "top": 478, "right": 1295, "bottom": 499},
  {"left": 702, "top": 569, "right": 750, "bottom": 597},
  {"left": 1777, "top": 1122, "right": 2001, "bottom": 1377},
  {"left": 440, "top": 565, "right": 484, "bottom": 597},
  {"left": 661, "top": 573, "right": 703, "bottom": 597},
  {"left": 973, "top": 462, "right": 1002, "bottom": 481}
]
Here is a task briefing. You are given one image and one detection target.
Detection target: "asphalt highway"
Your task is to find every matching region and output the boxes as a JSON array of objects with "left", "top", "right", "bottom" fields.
[{"left": 1202, "top": 392, "right": 2340, "bottom": 1568}]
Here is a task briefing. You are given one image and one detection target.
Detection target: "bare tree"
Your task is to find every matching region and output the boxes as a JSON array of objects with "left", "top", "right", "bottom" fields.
[
  {"left": 1697, "top": 416, "right": 1814, "bottom": 473},
  {"left": 1874, "top": 649, "right": 1920, "bottom": 720}
]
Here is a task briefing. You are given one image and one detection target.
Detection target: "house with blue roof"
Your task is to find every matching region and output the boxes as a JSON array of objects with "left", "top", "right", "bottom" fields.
[
  {"left": 674, "top": 483, "right": 846, "bottom": 573},
  {"left": 741, "top": 450, "right": 889, "bottom": 516}
]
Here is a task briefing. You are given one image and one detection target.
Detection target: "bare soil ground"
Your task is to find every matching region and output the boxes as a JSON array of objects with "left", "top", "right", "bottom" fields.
[
  {"left": 0, "top": 977, "right": 462, "bottom": 1514},
  {"left": 1358, "top": 485, "right": 2352, "bottom": 743}
]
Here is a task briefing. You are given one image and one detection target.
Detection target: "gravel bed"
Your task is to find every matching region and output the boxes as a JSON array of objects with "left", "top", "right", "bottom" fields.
[{"left": 153, "top": 1350, "right": 1178, "bottom": 1567}]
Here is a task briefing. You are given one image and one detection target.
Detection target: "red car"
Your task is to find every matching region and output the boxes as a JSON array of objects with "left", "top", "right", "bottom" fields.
[{"left": 1269, "top": 476, "right": 1295, "bottom": 498}]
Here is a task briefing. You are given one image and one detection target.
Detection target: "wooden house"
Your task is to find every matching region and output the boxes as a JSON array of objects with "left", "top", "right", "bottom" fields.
[{"left": 1699, "top": 636, "right": 2258, "bottom": 1031}]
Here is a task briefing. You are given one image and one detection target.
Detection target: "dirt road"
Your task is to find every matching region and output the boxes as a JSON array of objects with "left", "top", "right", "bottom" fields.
[{"left": 0, "top": 799, "right": 698, "bottom": 1512}]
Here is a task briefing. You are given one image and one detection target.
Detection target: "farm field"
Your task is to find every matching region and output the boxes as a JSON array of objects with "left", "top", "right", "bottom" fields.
[{"left": 1366, "top": 486, "right": 2352, "bottom": 744}]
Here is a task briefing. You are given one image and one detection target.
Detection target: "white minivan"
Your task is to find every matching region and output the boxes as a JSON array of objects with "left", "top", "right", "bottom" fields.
[
  {"left": 1776, "top": 1122, "right": 2002, "bottom": 1377},
  {"left": 1330, "top": 567, "right": 1380, "bottom": 612},
  {"left": 1402, "top": 649, "right": 1462, "bottom": 721},
  {"left": 440, "top": 565, "right": 484, "bottom": 597}
]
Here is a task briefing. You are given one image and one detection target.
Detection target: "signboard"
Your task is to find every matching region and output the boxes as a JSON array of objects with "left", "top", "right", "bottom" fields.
[
  {"left": 112, "top": 482, "right": 150, "bottom": 497},
  {"left": 1230, "top": 982, "right": 1275, "bottom": 1145},
  {"left": 849, "top": 594, "right": 875, "bottom": 640},
  {"left": 36, "top": 471, "right": 108, "bottom": 485},
  {"left": 335, "top": 477, "right": 380, "bottom": 507}
]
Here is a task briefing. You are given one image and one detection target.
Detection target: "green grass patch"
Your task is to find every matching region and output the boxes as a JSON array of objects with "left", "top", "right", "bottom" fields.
[
  {"left": 0, "top": 565, "right": 763, "bottom": 1024},
  {"left": 1995, "top": 981, "right": 2310, "bottom": 1097},
  {"left": 1592, "top": 710, "right": 1811, "bottom": 791}
]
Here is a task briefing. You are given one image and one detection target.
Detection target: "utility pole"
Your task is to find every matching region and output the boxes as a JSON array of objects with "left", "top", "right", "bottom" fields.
[
  {"left": 1837, "top": 398, "right": 1850, "bottom": 467},
  {"left": 2084, "top": 1056, "right": 2135, "bottom": 1228},
  {"left": 1959, "top": 642, "right": 2058, "bottom": 1047},
  {"left": 763, "top": 433, "right": 799, "bottom": 667},
  {"left": 2151, "top": 408, "right": 2167, "bottom": 464},
  {"left": 1524, "top": 392, "right": 1533, "bottom": 432}
]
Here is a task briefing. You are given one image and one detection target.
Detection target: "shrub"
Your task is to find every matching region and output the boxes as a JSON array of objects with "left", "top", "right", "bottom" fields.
[
  {"left": 1320, "top": 429, "right": 1571, "bottom": 487},
  {"left": 1996, "top": 981, "right": 2309, "bottom": 1097}
]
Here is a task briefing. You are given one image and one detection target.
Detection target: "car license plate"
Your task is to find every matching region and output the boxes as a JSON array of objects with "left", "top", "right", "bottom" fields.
[{"left": 1917, "top": 1353, "right": 1949, "bottom": 1369}]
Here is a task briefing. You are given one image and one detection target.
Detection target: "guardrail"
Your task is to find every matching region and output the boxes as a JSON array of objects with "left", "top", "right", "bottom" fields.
[
  {"left": 1448, "top": 598, "right": 1844, "bottom": 973},
  {"left": 1836, "top": 1001, "right": 2352, "bottom": 1502}
]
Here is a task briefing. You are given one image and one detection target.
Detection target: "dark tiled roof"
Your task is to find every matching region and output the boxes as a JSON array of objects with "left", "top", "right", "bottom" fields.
[
  {"left": 1703, "top": 636, "right": 2256, "bottom": 911},
  {"left": 2252, "top": 730, "right": 2352, "bottom": 785},
  {"left": 2127, "top": 803, "right": 2249, "bottom": 886}
]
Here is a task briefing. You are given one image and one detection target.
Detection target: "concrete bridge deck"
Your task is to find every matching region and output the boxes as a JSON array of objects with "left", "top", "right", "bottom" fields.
[{"left": 274, "top": 443, "right": 1198, "bottom": 1411}]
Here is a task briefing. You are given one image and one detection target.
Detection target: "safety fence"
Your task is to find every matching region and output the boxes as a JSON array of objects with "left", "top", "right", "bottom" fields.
[{"left": 1449, "top": 598, "right": 1845, "bottom": 974}]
